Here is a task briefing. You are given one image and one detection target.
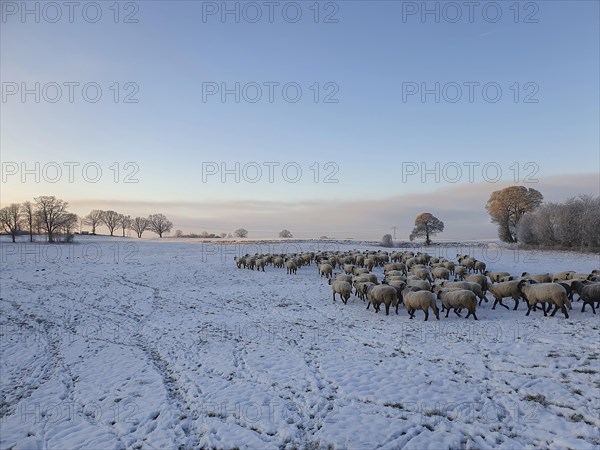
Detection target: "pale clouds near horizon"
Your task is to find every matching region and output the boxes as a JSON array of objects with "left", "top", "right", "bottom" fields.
[{"left": 58, "top": 172, "right": 599, "bottom": 240}]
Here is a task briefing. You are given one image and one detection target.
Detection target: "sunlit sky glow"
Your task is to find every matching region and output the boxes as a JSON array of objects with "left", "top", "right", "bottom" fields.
[{"left": 1, "top": 1, "right": 599, "bottom": 239}]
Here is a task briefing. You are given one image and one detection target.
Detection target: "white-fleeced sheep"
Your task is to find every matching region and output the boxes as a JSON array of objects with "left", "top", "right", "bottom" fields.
[
  {"left": 400, "top": 288, "right": 440, "bottom": 321},
  {"left": 465, "top": 274, "right": 488, "bottom": 295},
  {"left": 411, "top": 268, "right": 433, "bottom": 282},
  {"left": 454, "top": 265, "right": 467, "bottom": 280},
  {"left": 353, "top": 267, "right": 370, "bottom": 276},
  {"left": 552, "top": 271, "right": 576, "bottom": 282},
  {"left": 498, "top": 275, "right": 514, "bottom": 283},
  {"left": 444, "top": 261, "right": 456, "bottom": 275},
  {"left": 335, "top": 273, "right": 353, "bottom": 283},
  {"left": 385, "top": 270, "right": 404, "bottom": 278},
  {"left": 432, "top": 267, "right": 451, "bottom": 280},
  {"left": 407, "top": 278, "right": 431, "bottom": 292},
  {"left": 437, "top": 288, "right": 478, "bottom": 320},
  {"left": 286, "top": 260, "right": 297, "bottom": 275},
  {"left": 474, "top": 260, "right": 486, "bottom": 274},
  {"left": 365, "top": 285, "right": 399, "bottom": 315},
  {"left": 487, "top": 280, "right": 523, "bottom": 310},
  {"left": 255, "top": 258, "right": 266, "bottom": 272},
  {"left": 460, "top": 256, "right": 476, "bottom": 272},
  {"left": 485, "top": 271, "right": 511, "bottom": 283},
  {"left": 519, "top": 281, "right": 571, "bottom": 319},
  {"left": 437, "top": 281, "right": 487, "bottom": 305},
  {"left": 329, "top": 279, "right": 352, "bottom": 304},
  {"left": 386, "top": 275, "right": 407, "bottom": 283},
  {"left": 357, "top": 281, "right": 376, "bottom": 301},
  {"left": 521, "top": 272, "right": 552, "bottom": 283},
  {"left": 382, "top": 279, "right": 406, "bottom": 301},
  {"left": 343, "top": 264, "right": 355, "bottom": 275},
  {"left": 234, "top": 256, "right": 245, "bottom": 269},
  {"left": 319, "top": 263, "right": 333, "bottom": 279}
]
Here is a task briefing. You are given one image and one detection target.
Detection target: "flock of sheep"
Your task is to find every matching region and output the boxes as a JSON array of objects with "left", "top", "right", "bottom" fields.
[{"left": 233, "top": 251, "right": 600, "bottom": 321}]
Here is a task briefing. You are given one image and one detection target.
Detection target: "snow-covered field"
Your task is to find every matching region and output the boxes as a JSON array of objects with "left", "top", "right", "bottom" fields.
[{"left": 1, "top": 237, "right": 599, "bottom": 450}]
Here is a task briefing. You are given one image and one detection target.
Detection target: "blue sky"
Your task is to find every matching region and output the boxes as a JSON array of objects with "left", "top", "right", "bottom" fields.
[{"left": 1, "top": 1, "right": 599, "bottom": 238}]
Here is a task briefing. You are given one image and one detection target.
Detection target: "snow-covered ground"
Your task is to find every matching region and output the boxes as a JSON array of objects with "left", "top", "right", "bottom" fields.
[{"left": 1, "top": 236, "right": 599, "bottom": 449}]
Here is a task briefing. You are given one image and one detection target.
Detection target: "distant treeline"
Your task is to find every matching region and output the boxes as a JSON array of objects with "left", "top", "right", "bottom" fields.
[{"left": 517, "top": 195, "right": 600, "bottom": 250}]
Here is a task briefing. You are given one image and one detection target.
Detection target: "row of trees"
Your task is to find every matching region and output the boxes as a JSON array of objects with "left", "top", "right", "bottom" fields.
[
  {"left": 0, "top": 196, "right": 77, "bottom": 243},
  {"left": 0, "top": 196, "right": 174, "bottom": 242},
  {"left": 173, "top": 229, "right": 293, "bottom": 239},
  {"left": 517, "top": 195, "right": 599, "bottom": 249},
  {"left": 382, "top": 187, "right": 597, "bottom": 251},
  {"left": 485, "top": 185, "right": 598, "bottom": 249},
  {"left": 83, "top": 209, "right": 173, "bottom": 238}
]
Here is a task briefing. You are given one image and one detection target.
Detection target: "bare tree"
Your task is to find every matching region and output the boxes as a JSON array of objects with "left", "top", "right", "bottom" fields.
[
  {"left": 175, "top": 229, "right": 183, "bottom": 238},
  {"left": 102, "top": 210, "right": 122, "bottom": 236},
  {"left": 34, "top": 196, "right": 71, "bottom": 243},
  {"left": 148, "top": 214, "right": 173, "bottom": 238},
  {"left": 0, "top": 204, "right": 22, "bottom": 242},
  {"left": 234, "top": 228, "right": 248, "bottom": 238},
  {"left": 486, "top": 186, "right": 543, "bottom": 243},
  {"left": 84, "top": 209, "right": 104, "bottom": 235},
  {"left": 131, "top": 216, "right": 149, "bottom": 238},
  {"left": 61, "top": 213, "right": 79, "bottom": 235},
  {"left": 381, "top": 233, "right": 393, "bottom": 248},
  {"left": 409, "top": 213, "right": 444, "bottom": 245},
  {"left": 21, "top": 201, "right": 35, "bottom": 242},
  {"left": 220, "top": 232, "right": 227, "bottom": 238},
  {"left": 34, "top": 210, "right": 44, "bottom": 235},
  {"left": 120, "top": 215, "right": 131, "bottom": 237},
  {"left": 279, "top": 229, "right": 293, "bottom": 238}
]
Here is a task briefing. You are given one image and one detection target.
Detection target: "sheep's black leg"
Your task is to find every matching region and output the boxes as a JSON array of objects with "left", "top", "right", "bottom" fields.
[
  {"left": 526, "top": 304, "right": 532, "bottom": 316},
  {"left": 581, "top": 303, "right": 586, "bottom": 313},
  {"left": 445, "top": 309, "right": 450, "bottom": 318},
  {"left": 513, "top": 299, "right": 519, "bottom": 310},
  {"left": 366, "top": 302, "right": 370, "bottom": 310},
  {"left": 562, "top": 305, "right": 569, "bottom": 319},
  {"left": 550, "top": 304, "right": 559, "bottom": 317},
  {"left": 591, "top": 302, "right": 596, "bottom": 314},
  {"left": 542, "top": 304, "right": 548, "bottom": 316},
  {"left": 492, "top": 299, "right": 498, "bottom": 310},
  {"left": 499, "top": 300, "right": 509, "bottom": 310},
  {"left": 424, "top": 310, "right": 429, "bottom": 321},
  {"left": 332, "top": 292, "right": 336, "bottom": 303},
  {"left": 454, "top": 309, "right": 462, "bottom": 317},
  {"left": 385, "top": 304, "right": 390, "bottom": 315},
  {"left": 472, "top": 310, "right": 478, "bottom": 320}
]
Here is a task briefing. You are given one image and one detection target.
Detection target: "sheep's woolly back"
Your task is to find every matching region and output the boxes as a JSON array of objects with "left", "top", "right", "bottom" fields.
[
  {"left": 521, "top": 282, "right": 569, "bottom": 307},
  {"left": 438, "top": 289, "right": 477, "bottom": 311}
]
